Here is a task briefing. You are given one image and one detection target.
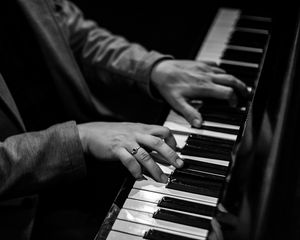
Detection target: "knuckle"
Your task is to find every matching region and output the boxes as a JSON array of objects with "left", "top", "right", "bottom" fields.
[
  {"left": 226, "top": 88, "right": 235, "bottom": 99},
  {"left": 140, "top": 151, "right": 152, "bottom": 163},
  {"left": 161, "top": 126, "right": 171, "bottom": 137},
  {"left": 167, "top": 149, "right": 179, "bottom": 162},
  {"left": 152, "top": 137, "right": 164, "bottom": 148},
  {"left": 226, "top": 75, "right": 235, "bottom": 83},
  {"left": 228, "top": 75, "right": 240, "bottom": 87},
  {"left": 203, "top": 75, "right": 213, "bottom": 82}
]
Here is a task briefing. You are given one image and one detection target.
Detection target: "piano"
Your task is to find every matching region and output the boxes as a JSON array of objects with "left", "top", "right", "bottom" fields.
[{"left": 94, "top": 5, "right": 300, "bottom": 240}]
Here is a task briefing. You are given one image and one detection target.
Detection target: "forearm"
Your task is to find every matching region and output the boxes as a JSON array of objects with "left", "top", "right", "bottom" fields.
[
  {"left": 53, "top": 0, "right": 172, "bottom": 96},
  {"left": 0, "top": 121, "right": 86, "bottom": 199}
]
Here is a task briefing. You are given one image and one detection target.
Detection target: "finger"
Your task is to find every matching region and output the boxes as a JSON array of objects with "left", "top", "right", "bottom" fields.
[
  {"left": 207, "top": 84, "right": 238, "bottom": 107},
  {"left": 209, "top": 66, "right": 226, "bottom": 74},
  {"left": 200, "top": 60, "right": 218, "bottom": 67},
  {"left": 173, "top": 96, "right": 203, "bottom": 128},
  {"left": 209, "top": 73, "right": 249, "bottom": 97},
  {"left": 132, "top": 146, "right": 168, "bottom": 183},
  {"left": 147, "top": 126, "right": 177, "bottom": 149},
  {"left": 137, "top": 134, "right": 183, "bottom": 168},
  {"left": 150, "top": 151, "right": 173, "bottom": 165},
  {"left": 115, "top": 148, "right": 143, "bottom": 179}
]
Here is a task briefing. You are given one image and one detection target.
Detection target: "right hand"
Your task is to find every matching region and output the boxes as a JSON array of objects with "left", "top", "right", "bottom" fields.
[
  {"left": 151, "top": 60, "right": 250, "bottom": 128},
  {"left": 77, "top": 122, "right": 183, "bottom": 183}
]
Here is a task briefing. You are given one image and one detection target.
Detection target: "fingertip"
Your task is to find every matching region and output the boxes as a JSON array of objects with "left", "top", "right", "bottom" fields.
[
  {"left": 160, "top": 173, "right": 168, "bottom": 183},
  {"left": 176, "top": 158, "right": 184, "bottom": 168},
  {"left": 192, "top": 118, "right": 202, "bottom": 128}
]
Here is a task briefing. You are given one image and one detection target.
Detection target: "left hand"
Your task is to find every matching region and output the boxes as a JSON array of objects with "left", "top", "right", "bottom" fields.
[{"left": 150, "top": 59, "right": 249, "bottom": 127}]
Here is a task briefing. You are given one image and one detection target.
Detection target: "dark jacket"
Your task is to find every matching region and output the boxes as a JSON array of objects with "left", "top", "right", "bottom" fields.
[{"left": 0, "top": 0, "right": 168, "bottom": 239}]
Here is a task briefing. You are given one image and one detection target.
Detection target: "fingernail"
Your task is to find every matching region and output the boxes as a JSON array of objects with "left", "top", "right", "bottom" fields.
[
  {"left": 161, "top": 174, "right": 168, "bottom": 183},
  {"left": 192, "top": 119, "right": 202, "bottom": 128},
  {"left": 176, "top": 158, "right": 184, "bottom": 167},
  {"left": 137, "top": 175, "right": 146, "bottom": 181}
]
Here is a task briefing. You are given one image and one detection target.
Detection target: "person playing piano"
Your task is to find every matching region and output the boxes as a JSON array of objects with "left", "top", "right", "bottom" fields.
[{"left": 0, "top": 0, "right": 249, "bottom": 239}]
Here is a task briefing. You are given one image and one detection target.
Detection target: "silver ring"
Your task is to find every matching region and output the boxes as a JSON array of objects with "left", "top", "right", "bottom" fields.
[{"left": 131, "top": 146, "right": 141, "bottom": 155}]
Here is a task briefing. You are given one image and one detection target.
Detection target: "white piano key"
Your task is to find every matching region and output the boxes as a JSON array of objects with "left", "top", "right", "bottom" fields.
[
  {"left": 173, "top": 133, "right": 189, "bottom": 149},
  {"left": 220, "top": 59, "right": 259, "bottom": 68},
  {"left": 112, "top": 219, "right": 146, "bottom": 238},
  {"left": 123, "top": 198, "right": 159, "bottom": 214},
  {"left": 133, "top": 180, "right": 218, "bottom": 204},
  {"left": 241, "top": 15, "right": 272, "bottom": 22},
  {"left": 197, "top": 9, "right": 240, "bottom": 59},
  {"left": 164, "top": 121, "right": 237, "bottom": 141},
  {"left": 226, "top": 44, "right": 264, "bottom": 53},
  {"left": 202, "top": 121, "right": 240, "bottom": 130},
  {"left": 157, "top": 155, "right": 229, "bottom": 176},
  {"left": 199, "top": 40, "right": 264, "bottom": 57},
  {"left": 107, "top": 231, "right": 142, "bottom": 240},
  {"left": 123, "top": 198, "right": 212, "bottom": 219},
  {"left": 178, "top": 154, "right": 230, "bottom": 167},
  {"left": 111, "top": 219, "right": 204, "bottom": 240},
  {"left": 157, "top": 163, "right": 175, "bottom": 175},
  {"left": 117, "top": 209, "right": 208, "bottom": 238},
  {"left": 128, "top": 188, "right": 216, "bottom": 207},
  {"left": 235, "top": 27, "right": 269, "bottom": 35}
]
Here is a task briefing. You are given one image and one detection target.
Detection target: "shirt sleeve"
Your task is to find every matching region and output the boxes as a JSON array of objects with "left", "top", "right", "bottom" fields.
[
  {"left": 52, "top": 0, "right": 173, "bottom": 98},
  {"left": 0, "top": 121, "right": 86, "bottom": 199}
]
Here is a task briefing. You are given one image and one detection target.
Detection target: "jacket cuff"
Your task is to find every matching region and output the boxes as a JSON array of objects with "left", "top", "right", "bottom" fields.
[
  {"left": 136, "top": 51, "right": 173, "bottom": 99},
  {"left": 61, "top": 121, "right": 87, "bottom": 182}
]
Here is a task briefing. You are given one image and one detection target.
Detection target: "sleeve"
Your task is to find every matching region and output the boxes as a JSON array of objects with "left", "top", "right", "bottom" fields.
[
  {"left": 52, "top": 0, "right": 173, "bottom": 97},
  {"left": 0, "top": 121, "right": 86, "bottom": 199}
]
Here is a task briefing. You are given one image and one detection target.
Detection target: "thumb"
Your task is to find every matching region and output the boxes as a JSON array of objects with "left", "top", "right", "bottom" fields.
[{"left": 175, "top": 97, "right": 203, "bottom": 128}]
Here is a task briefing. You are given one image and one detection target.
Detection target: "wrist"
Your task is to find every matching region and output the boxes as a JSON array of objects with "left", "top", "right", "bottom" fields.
[{"left": 150, "top": 59, "right": 173, "bottom": 100}]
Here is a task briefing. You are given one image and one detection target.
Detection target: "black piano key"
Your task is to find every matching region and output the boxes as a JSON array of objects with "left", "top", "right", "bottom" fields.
[
  {"left": 189, "top": 134, "right": 235, "bottom": 147},
  {"left": 166, "top": 170, "right": 223, "bottom": 197},
  {"left": 178, "top": 167, "right": 227, "bottom": 180},
  {"left": 187, "top": 135, "right": 235, "bottom": 148},
  {"left": 201, "top": 113, "right": 243, "bottom": 125},
  {"left": 221, "top": 48, "right": 263, "bottom": 64},
  {"left": 153, "top": 209, "right": 211, "bottom": 229},
  {"left": 201, "top": 98, "right": 247, "bottom": 110},
  {"left": 181, "top": 144, "right": 232, "bottom": 161},
  {"left": 201, "top": 104, "right": 246, "bottom": 114},
  {"left": 167, "top": 180, "right": 221, "bottom": 198},
  {"left": 173, "top": 169, "right": 225, "bottom": 183},
  {"left": 182, "top": 158, "right": 228, "bottom": 176},
  {"left": 236, "top": 17, "right": 272, "bottom": 30},
  {"left": 201, "top": 108, "right": 244, "bottom": 119},
  {"left": 229, "top": 30, "right": 268, "bottom": 48},
  {"left": 187, "top": 138, "right": 233, "bottom": 152},
  {"left": 144, "top": 229, "right": 197, "bottom": 240},
  {"left": 157, "top": 196, "right": 216, "bottom": 216},
  {"left": 184, "top": 141, "right": 232, "bottom": 155},
  {"left": 199, "top": 125, "right": 239, "bottom": 135},
  {"left": 200, "top": 106, "right": 245, "bottom": 122},
  {"left": 220, "top": 64, "right": 258, "bottom": 77}
]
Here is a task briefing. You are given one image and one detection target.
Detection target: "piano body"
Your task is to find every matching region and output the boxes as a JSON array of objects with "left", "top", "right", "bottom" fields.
[{"left": 92, "top": 3, "right": 300, "bottom": 240}]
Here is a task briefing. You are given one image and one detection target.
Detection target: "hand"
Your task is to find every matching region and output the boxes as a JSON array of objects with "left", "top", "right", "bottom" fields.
[
  {"left": 77, "top": 122, "right": 183, "bottom": 183},
  {"left": 151, "top": 60, "right": 249, "bottom": 127}
]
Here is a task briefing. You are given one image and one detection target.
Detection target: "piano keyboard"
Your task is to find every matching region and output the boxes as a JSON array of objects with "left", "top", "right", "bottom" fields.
[{"left": 106, "top": 8, "right": 271, "bottom": 240}]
